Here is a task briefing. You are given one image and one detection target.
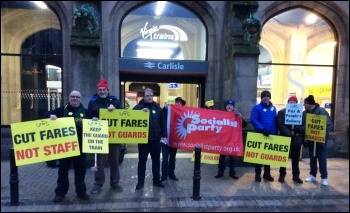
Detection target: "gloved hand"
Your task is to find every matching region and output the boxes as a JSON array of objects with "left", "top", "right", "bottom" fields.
[
  {"left": 261, "top": 129, "right": 270, "bottom": 137},
  {"left": 302, "top": 140, "right": 308, "bottom": 148},
  {"left": 294, "top": 126, "right": 301, "bottom": 134}
]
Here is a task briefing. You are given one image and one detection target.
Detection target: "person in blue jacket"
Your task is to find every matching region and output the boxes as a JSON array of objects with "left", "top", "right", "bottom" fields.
[{"left": 250, "top": 90, "right": 277, "bottom": 182}]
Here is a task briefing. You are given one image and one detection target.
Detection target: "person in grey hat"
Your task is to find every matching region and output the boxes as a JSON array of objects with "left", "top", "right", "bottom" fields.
[
  {"left": 161, "top": 97, "right": 186, "bottom": 181},
  {"left": 301, "top": 95, "right": 334, "bottom": 186},
  {"left": 250, "top": 90, "right": 277, "bottom": 182},
  {"left": 215, "top": 100, "right": 248, "bottom": 179}
]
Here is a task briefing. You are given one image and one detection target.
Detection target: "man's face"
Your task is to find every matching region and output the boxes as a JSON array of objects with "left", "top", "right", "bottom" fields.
[
  {"left": 304, "top": 102, "right": 312, "bottom": 111},
  {"left": 143, "top": 91, "right": 153, "bottom": 103},
  {"left": 69, "top": 91, "right": 82, "bottom": 107},
  {"left": 97, "top": 87, "right": 108, "bottom": 98},
  {"left": 226, "top": 104, "right": 234, "bottom": 111},
  {"left": 261, "top": 96, "right": 271, "bottom": 104},
  {"left": 175, "top": 101, "right": 182, "bottom": 106}
]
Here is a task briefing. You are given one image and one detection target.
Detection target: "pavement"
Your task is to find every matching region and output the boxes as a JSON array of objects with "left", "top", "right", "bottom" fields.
[{"left": 1, "top": 152, "right": 349, "bottom": 212}]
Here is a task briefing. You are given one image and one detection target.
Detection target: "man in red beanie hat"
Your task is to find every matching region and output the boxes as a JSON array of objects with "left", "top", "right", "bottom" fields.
[
  {"left": 88, "top": 79, "right": 123, "bottom": 194},
  {"left": 276, "top": 96, "right": 303, "bottom": 184}
]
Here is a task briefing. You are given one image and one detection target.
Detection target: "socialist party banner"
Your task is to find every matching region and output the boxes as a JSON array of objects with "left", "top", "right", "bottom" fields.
[{"left": 168, "top": 105, "right": 244, "bottom": 156}]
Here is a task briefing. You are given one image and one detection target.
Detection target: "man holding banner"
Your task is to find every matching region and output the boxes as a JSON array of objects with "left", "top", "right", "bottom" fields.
[
  {"left": 276, "top": 96, "right": 303, "bottom": 184},
  {"left": 45, "top": 90, "right": 96, "bottom": 203},
  {"left": 215, "top": 100, "right": 248, "bottom": 180},
  {"left": 250, "top": 90, "right": 277, "bottom": 182},
  {"left": 302, "top": 95, "right": 334, "bottom": 186},
  {"left": 89, "top": 79, "right": 124, "bottom": 194}
]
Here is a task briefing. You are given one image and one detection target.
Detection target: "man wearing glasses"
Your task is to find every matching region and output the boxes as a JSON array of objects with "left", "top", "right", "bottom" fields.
[
  {"left": 45, "top": 90, "right": 96, "bottom": 203},
  {"left": 133, "top": 88, "right": 167, "bottom": 189},
  {"left": 89, "top": 80, "right": 124, "bottom": 194}
]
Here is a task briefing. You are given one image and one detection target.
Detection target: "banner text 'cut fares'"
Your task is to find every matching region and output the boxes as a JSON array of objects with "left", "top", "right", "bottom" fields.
[
  {"left": 244, "top": 132, "right": 290, "bottom": 167},
  {"left": 305, "top": 114, "right": 327, "bottom": 143},
  {"left": 100, "top": 109, "right": 149, "bottom": 144},
  {"left": 11, "top": 117, "right": 79, "bottom": 166}
]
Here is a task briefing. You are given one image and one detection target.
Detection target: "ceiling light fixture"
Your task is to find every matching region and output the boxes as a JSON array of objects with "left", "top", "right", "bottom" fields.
[
  {"left": 155, "top": 1, "right": 166, "bottom": 16},
  {"left": 31, "top": 1, "right": 48, "bottom": 9}
]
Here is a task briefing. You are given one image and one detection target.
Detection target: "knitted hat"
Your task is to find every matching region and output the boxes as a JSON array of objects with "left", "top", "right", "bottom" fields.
[
  {"left": 287, "top": 96, "right": 298, "bottom": 103},
  {"left": 304, "top": 95, "right": 316, "bottom": 105},
  {"left": 261, "top": 90, "right": 271, "bottom": 99},
  {"left": 225, "top": 99, "right": 235, "bottom": 107},
  {"left": 97, "top": 79, "right": 108, "bottom": 90},
  {"left": 175, "top": 97, "right": 186, "bottom": 106}
]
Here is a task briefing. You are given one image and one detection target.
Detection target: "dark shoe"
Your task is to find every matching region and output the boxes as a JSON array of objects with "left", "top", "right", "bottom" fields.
[
  {"left": 255, "top": 175, "right": 261, "bottom": 182},
  {"left": 90, "top": 184, "right": 102, "bottom": 194},
  {"left": 136, "top": 183, "right": 144, "bottom": 190},
  {"left": 293, "top": 177, "right": 303, "bottom": 184},
  {"left": 215, "top": 174, "right": 223, "bottom": 178},
  {"left": 229, "top": 174, "right": 239, "bottom": 180},
  {"left": 263, "top": 175, "right": 274, "bottom": 182},
  {"left": 111, "top": 184, "right": 123, "bottom": 192},
  {"left": 53, "top": 196, "right": 63, "bottom": 203},
  {"left": 153, "top": 181, "right": 165, "bottom": 188},
  {"left": 278, "top": 175, "right": 285, "bottom": 183},
  {"left": 169, "top": 174, "right": 178, "bottom": 180},
  {"left": 77, "top": 193, "right": 89, "bottom": 200},
  {"left": 161, "top": 176, "right": 168, "bottom": 181}
]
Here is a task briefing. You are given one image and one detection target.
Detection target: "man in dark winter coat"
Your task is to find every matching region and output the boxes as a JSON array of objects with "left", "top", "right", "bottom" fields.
[
  {"left": 276, "top": 96, "right": 303, "bottom": 184},
  {"left": 302, "top": 95, "right": 334, "bottom": 186},
  {"left": 89, "top": 79, "right": 123, "bottom": 194},
  {"left": 133, "top": 88, "right": 167, "bottom": 189},
  {"left": 215, "top": 99, "right": 248, "bottom": 180},
  {"left": 161, "top": 97, "right": 186, "bottom": 181},
  {"left": 45, "top": 90, "right": 96, "bottom": 203}
]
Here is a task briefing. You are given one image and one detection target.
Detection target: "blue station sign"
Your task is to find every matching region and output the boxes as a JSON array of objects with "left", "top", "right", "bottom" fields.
[{"left": 119, "top": 58, "right": 208, "bottom": 75}]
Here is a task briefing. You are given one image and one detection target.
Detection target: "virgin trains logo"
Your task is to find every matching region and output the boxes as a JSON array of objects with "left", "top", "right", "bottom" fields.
[{"left": 140, "top": 22, "right": 188, "bottom": 41}]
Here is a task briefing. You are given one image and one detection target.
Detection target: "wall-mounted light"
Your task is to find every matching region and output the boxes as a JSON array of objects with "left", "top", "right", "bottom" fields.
[
  {"left": 155, "top": 1, "right": 166, "bottom": 16},
  {"left": 31, "top": 1, "right": 48, "bottom": 9}
]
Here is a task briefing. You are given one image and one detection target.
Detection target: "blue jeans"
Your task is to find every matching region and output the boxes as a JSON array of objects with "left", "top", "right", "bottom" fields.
[
  {"left": 137, "top": 140, "right": 161, "bottom": 184},
  {"left": 161, "top": 143, "right": 178, "bottom": 178},
  {"left": 307, "top": 141, "right": 328, "bottom": 179}
]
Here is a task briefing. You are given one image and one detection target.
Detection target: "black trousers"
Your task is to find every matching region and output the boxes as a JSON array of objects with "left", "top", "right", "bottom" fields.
[
  {"left": 279, "top": 143, "right": 302, "bottom": 178},
  {"left": 54, "top": 153, "right": 86, "bottom": 197},
  {"left": 137, "top": 140, "right": 161, "bottom": 184}
]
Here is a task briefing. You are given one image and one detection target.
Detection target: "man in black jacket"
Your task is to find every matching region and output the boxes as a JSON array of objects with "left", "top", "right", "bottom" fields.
[
  {"left": 215, "top": 100, "right": 248, "bottom": 180},
  {"left": 276, "top": 96, "right": 303, "bottom": 184},
  {"left": 45, "top": 90, "right": 96, "bottom": 203},
  {"left": 133, "top": 88, "right": 167, "bottom": 189},
  {"left": 89, "top": 79, "right": 123, "bottom": 194}
]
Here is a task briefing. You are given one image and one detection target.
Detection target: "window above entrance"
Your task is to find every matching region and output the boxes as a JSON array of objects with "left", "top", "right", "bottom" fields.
[{"left": 121, "top": 1, "right": 206, "bottom": 60}]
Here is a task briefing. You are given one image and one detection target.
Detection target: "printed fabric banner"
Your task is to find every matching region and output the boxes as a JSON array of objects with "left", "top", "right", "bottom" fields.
[
  {"left": 168, "top": 105, "right": 244, "bottom": 156},
  {"left": 100, "top": 109, "right": 149, "bottom": 144},
  {"left": 82, "top": 119, "right": 109, "bottom": 153},
  {"left": 191, "top": 151, "right": 220, "bottom": 165},
  {"left": 305, "top": 114, "right": 327, "bottom": 143},
  {"left": 243, "top": 132, "right": 291, "bottom": 167},
  {"left": 11, "top": 118, "right": 80, "bottom": 166}
]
